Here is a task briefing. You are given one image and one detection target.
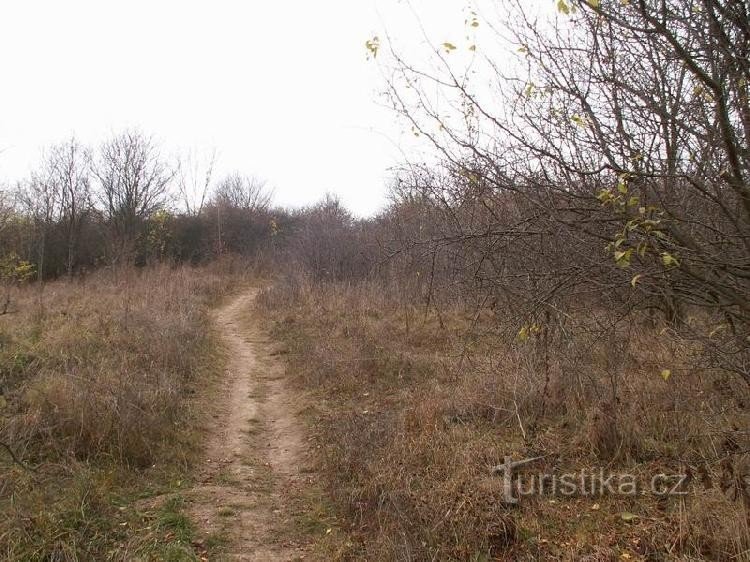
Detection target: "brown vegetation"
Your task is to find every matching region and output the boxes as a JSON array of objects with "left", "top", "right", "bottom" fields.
[
  {"left": 1, "top": 1, "right": 749, "bottom": 560},
  {"left": 259, "top": 276, "right": 750, "bottom": 560},
  {"left": 0, "top": 262, "right": 242, "bottom": 560}
]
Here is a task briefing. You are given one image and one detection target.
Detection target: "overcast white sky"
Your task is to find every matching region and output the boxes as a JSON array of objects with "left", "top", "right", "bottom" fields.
[{"left": 0, "top": 0, "right": 502, "bottom": 216}]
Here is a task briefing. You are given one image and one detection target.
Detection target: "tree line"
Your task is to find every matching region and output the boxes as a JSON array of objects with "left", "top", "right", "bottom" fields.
[{"left": 0, "top": 131, "right": 288, "bottom": 279}]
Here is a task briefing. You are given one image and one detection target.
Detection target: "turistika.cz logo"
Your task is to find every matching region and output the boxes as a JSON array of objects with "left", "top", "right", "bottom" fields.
[{"left": 492, "top": 456, "right": 689, "bottom": 504}]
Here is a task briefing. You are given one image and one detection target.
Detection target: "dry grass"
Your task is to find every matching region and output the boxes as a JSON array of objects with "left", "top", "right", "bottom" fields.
[
  {"left": 259, "top": 277, "right": 750, "bottom": 561},
  {"left": 0, "top": 260, "right": 246, "bottom": 560}
]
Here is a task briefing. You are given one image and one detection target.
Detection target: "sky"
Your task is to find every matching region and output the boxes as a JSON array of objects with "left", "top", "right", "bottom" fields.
[{"left": 0, "top": 0, "right": 500, "bottom": 217}]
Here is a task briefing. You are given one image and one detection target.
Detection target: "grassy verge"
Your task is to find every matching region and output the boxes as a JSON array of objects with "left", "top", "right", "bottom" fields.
[
  {"left": 259, "top": 279, "right": 750, "bottom": 561},
  {"left": 0, "top": 262, "right": 242, "bottom": 560}
]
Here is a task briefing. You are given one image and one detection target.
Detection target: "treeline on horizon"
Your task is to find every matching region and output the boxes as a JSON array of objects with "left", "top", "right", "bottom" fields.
[{"left": 0, "top": 130, "right": 374, "bottom": 280}]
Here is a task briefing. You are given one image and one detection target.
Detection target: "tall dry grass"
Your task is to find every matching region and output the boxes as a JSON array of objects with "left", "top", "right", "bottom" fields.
[
  {"left": 0, "top": 261, "right": 244, "bottom": 560},
  {"left": 259, "top": 277, "right": 750, "bottom": 561}
]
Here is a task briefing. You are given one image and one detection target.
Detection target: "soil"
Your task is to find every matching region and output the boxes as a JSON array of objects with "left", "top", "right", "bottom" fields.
[{"left": 186, "top": 289, "right": 314, "bottom": 561}]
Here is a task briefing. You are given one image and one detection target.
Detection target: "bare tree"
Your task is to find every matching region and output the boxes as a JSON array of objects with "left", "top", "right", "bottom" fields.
[
  {"left": 15, "top": 166, "right": 59, "bottom": 280},
  {"left": 177, "top": 147, "right": 217, "bottom": 216},
  {"left": 93, "top": 130, "right": 173, "bottom": 263},
  {"left": 213, "top": 173, "right": 272, "bottom": 212},
  {"left": 287, "top": 194, "right": 373, "bottom": 281},
  {"left": 0, "top": 188, "right": 12, "bottom": 237},
  {"left": 47, "top": 138, "right": 91, "bottom": 277}
]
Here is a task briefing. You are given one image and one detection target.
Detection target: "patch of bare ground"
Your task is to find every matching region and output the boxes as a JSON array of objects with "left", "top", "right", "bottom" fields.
[{"left": 185, "top": 289, "right": 318, "bottom": 561}]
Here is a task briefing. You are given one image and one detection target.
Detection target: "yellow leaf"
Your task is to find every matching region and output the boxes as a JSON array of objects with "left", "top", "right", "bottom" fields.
[
  {"left": 614, "top": 248, "right": 633, "bottom": 268},
  {"left": 630, "top": 274, "right": 642, "bottom": 287},
  {"left": 620, "top": 512, "right": 639, "bottom": 521},
  {"left": 518, "top": 326, "right": 530, "bottom": 342},
  {"left": 661, "top": 252, "right": 680, "bottom": 268},
  {"left": 442, "top": 42, "right": 457, "bottom": 52},
  {"left": 660, "top": 369, "right": 671, "bottom": 381},
  {"left": 557, "top": 0, "right": 571, "bottom": 14},
  {"left": 588, "top": 0, "right": 601, "bottom": 7},
  {"left": 571, "top": 114, "right": 587, "bottom": 127},
  {"left": 365, "top": 36, "right": 380, "bottom": 59}
]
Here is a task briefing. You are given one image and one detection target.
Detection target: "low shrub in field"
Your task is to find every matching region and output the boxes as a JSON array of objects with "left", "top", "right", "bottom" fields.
[
  {"left": 260, "top": 278, "right": 750, "bottom": 561},
  {"left": 0, "top": 263, "right": 239, "bottom": 559}
]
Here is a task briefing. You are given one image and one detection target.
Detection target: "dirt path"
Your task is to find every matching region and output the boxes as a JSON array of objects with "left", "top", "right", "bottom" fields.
[{"left": 187, "top": 289, "right": 313, "bottom": 561}]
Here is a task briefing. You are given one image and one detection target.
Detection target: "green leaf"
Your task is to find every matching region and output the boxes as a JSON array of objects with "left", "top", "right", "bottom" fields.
[
  {"left": 660, "top": 369, "right": 671, "bottom": 381},
  {"left": 557, "top": 0, "right": 571, "bottom": 14},
  {"left": 442, "top": 42, "right": 457, "bottom": 52},
  {"left": 588, "top": 0, "right": 601, "bottom": 7},
  {"left": 620, "top": 512, "right": 639, "bottom": 522}
]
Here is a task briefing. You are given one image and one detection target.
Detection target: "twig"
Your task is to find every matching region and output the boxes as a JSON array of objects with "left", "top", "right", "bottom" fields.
[
  {"left": 513, "top": 399, "right": 527, "bottom": 441},
  {"left": 0, "top": 440, "right": 37, "bottom": 473}
]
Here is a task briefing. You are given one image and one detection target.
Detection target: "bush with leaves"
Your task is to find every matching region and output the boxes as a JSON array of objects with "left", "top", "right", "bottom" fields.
[{"left": 0, "top": 253, "right": 35, "bottom": 315}]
